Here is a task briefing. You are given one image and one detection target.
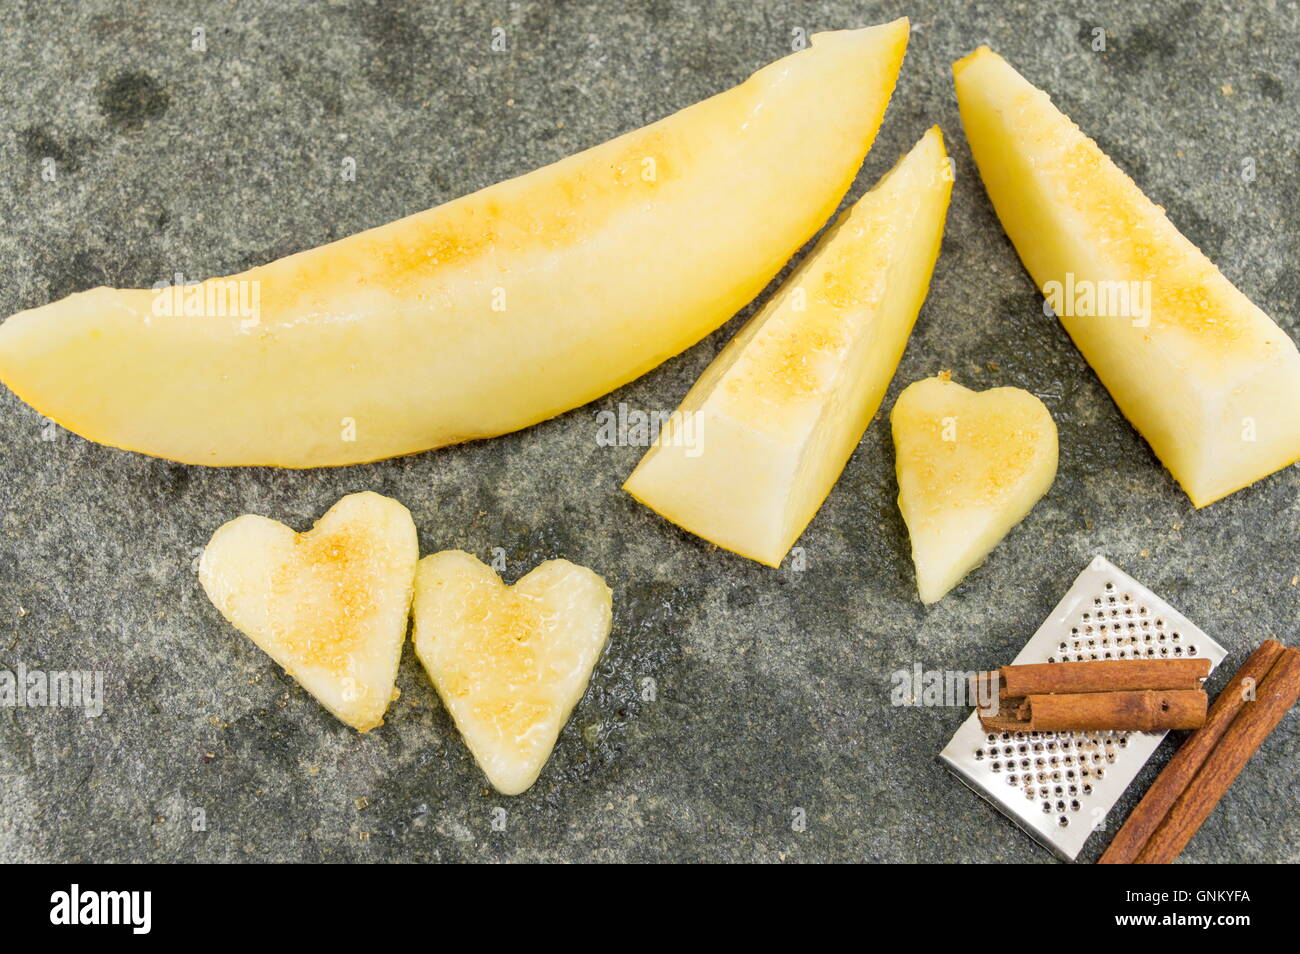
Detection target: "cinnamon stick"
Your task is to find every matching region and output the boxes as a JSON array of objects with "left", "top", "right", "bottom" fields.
[
  {"left": 980, "top": 689, "right": 1206, "bottom": 733},
  {"left": 1099, "top": 639, "right": 1284, "bottom": 864},
  {"left": 993, "top": 658, "right": 1209, "bottom": 698},
  {"left": 1132, "top": 646, "right": 1300, "bottom": 864}
]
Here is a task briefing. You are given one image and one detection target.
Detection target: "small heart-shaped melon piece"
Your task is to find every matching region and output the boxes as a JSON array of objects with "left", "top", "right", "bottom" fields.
[
  {"left": 891, "top": 375, "right": 1057, "bottom": 603},
  {"left": 199, "top": 492, "right": 418, "bottom": 732},
  {"left": 412, "top": 551, "right": 613, "bottom": 795}
]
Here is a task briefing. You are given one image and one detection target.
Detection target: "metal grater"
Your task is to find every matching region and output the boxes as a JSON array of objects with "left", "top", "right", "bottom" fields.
[{"left": 940, "top": 555, "right": 1227, "bottom": 861}]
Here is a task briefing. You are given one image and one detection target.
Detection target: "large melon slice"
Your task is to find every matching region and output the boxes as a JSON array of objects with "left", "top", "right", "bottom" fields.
[
  {"left": 953, "top": 47, "right": 1300, "bottom": 507},
  {"left": 623, "top": 127, "right": 952, "bottom": 566},
  {"left": 0, "top": 21, "right": 909, "bottom": 467}
]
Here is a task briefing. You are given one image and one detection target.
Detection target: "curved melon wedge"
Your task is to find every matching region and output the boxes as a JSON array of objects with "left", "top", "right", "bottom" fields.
[
  {"left": 412, "top": 551, "right": 613, "bottom": 795},
  {"left": 891, "top": 375, "right": 1057, "bottom": 604},
  {"left": 623, "top": 127, "right": 953, "bottom": 567},
  {"left": 954, "top": 47, "right": 1300, "bottom": 507},
  {"left": 0, "top": 21, "right": 909, "bottom": 468}
]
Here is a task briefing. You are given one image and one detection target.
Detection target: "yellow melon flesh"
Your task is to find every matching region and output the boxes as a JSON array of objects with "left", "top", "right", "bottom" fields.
[
  {"left": 954, "top": 47, "right": 1300, "bottom": 507},
  {"left": 891, "top": 375, "right": 1057, "bottom": 604},
  {"left": 622, "top": 128, "right": 952, "bottom": 567},
  {"left": 0, "top": 22, "right": 908, "bottom": 467},
  {"left": 412, "top": 551, "right": 612, "bottom": 795},
  {"left": 198, "top": 492, "right": 418, "bottom": 731}
]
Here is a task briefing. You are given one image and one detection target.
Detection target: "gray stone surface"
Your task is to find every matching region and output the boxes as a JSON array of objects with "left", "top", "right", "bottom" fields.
[{"left": 0, "top": 0, "right": 1296, "bottom": 863}]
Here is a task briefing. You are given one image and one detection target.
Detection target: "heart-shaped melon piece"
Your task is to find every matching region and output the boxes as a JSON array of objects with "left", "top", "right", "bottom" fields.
[
  {"left": 891, "top": 374, "right": 1057, "bottom": 603},
  {"left": 412, "top": 551, "right": 613, "bottom": 795},
  {"left": 198, "top": 492, "right": 418, "bottom": 731}
]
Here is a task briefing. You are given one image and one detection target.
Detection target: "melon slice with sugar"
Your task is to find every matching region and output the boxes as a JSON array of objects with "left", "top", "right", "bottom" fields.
[
  {"left": 954, "top": 46, "right": 1300, "bottom": 506},
  {"left": 0, "top": 21, "right": 909, "bottom": 467},
  {"left": 623, "top": 127, "right": 953, "bottom": 566}
]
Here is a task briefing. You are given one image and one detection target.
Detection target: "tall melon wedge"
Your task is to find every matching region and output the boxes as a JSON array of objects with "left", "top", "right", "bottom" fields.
[
  {"left": 623, "top": 127, "right": 952, "bottom": 567},
  {"left": 0, "top": 22, "right": 908, "bottom": 468},
  {"left": 954, "top": 47, "right": 1300, "bottom": 507}
]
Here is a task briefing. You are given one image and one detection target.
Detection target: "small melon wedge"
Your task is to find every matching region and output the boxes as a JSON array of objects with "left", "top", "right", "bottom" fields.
[
  {"left": 954, "top": 47, "right": 1300, "bottom": 507},
  {"left": 891, "top": 375, "right": 1057, "bottom": 603},
  {"left": 0, "top": 21, "right": 909, "bottom": 467},
  {"left": 622, "top": 127, "right": 953, "bottom": 567},
  {"left": 198, "top": 492, "right": 418, "bottom": 731},
  {"left": 412, "top": 551, "right": 612, "bottom": 795}
]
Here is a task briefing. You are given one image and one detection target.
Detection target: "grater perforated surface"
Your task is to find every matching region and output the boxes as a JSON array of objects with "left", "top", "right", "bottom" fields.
[{"left": 940, "top": 555, "right": 1227, "bottom": 861}]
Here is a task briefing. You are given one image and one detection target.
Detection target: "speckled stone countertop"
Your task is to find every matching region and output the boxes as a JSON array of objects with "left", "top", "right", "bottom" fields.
[{"left": 0, "top": 0, "right": 1295, "bottom": 862}]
